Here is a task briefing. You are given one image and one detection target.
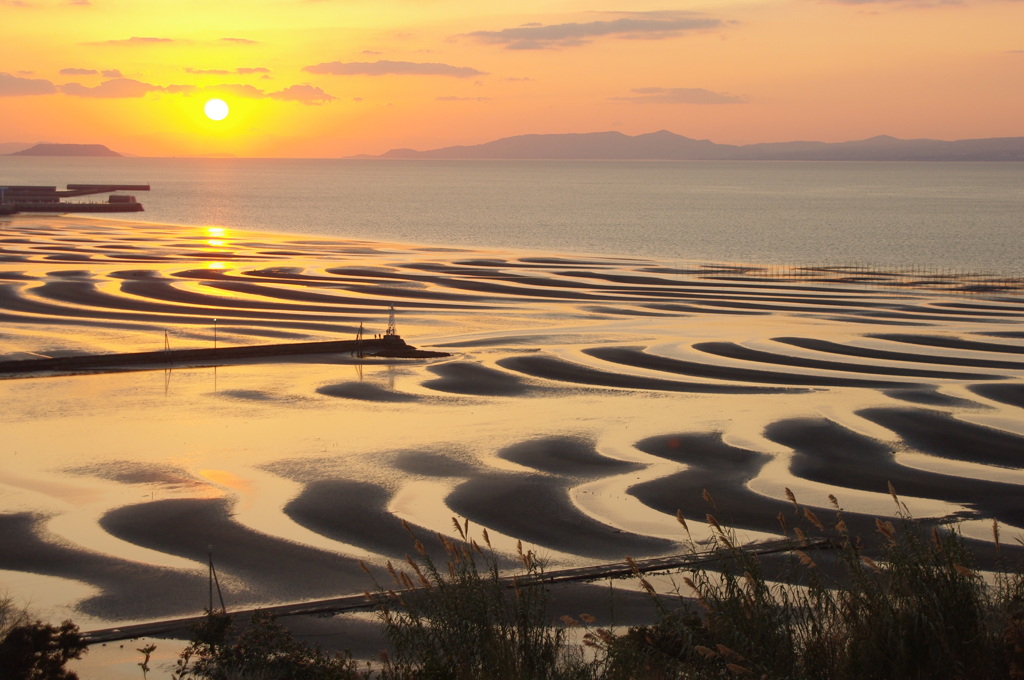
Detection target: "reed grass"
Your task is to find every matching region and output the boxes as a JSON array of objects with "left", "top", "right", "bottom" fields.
[
  {"left": 366, "top": 518, "right": 594, "bottom": 680},
  {"left": 595, "top": 488, "right": 1024, "bottom": 680},
  {"left": 121, "top": 487, "right": 1024, "bottom": 679}
]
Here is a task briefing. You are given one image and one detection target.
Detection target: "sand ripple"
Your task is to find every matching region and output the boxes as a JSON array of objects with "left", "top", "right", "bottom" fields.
[{"left": 2, "top": 217, "right": 1024, "bottom": 624}]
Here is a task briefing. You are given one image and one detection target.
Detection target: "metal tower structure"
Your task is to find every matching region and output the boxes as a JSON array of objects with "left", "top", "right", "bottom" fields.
[{"left": 385, "top": 305, "right": 397, "bottom": 337}]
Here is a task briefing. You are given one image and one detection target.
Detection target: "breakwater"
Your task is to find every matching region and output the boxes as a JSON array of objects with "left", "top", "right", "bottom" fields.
[{"left": 0, "top": 335, "right": 448, "bottom": 378}]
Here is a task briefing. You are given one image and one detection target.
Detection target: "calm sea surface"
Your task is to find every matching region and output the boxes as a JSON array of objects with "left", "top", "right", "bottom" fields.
[{"left": 2, "top": 157, "right": 1021, "bottom": 274}]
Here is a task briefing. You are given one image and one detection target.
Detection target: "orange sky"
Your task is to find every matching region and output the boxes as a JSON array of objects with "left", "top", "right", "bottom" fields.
[{"left": 1, "top": 0, "right": 1022, "bottom": 157}]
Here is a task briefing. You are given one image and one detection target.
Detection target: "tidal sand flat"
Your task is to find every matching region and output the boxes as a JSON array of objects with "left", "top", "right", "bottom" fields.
[{"left": 2, "top": 215, "right": 1024, "bottom": 640}]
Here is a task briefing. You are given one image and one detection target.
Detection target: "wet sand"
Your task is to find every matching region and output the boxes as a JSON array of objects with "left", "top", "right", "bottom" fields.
[{"left": 1, "top": 215, "right": 1023, "bottom": 672}]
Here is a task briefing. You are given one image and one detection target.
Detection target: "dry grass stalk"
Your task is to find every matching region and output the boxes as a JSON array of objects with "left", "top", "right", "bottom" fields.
[
  {"left": 726, "top": 662, "right": 755, "bottom": 677},
  {"left": 888, "top": 480, "right": 899, "bottom": 506},
  {"left": 785, "top": 487, "right": 799, "bottom": 512},
  {"left": 676, "top": 509, "right": 691, "bottom": 538},
  {"left": 803, "top": 507, "right": 824, "bottom": 531},
  {"left": 875, "top": 518, "right": 897, "bottom": 543},
  {"left": 795, "top": 550, "right": 817, "bottom": 569},
  {"left": 694, "top": 644, "right": 719, "bottom": 660}
]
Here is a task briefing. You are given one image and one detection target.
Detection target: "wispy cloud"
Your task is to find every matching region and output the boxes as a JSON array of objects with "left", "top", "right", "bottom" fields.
[
  {"left": 186, "top": 67, "right": 271, "bottom": 75},
  {"left": 168, "top": 81, "right": 337, "bottom": 105},
  {"left": 436, "top": 96, "right": 491, "bottom": 102},
  {"left": 186, "top": 68, "right": 232, "bottom": 75},
  {"left": 61, "top": 77, "right": 163, "bottom": 97},
  {"left": 60, "top": 67, "right": 123, "bottom": 77},
  {"left": 304, "top": 60, "right": 486, "bottom": 78},
  {"left": 611, "top": 87, "right": 745, "bottom": 105},
  {"left": 207, "top": 83, "right": 266, "bottom": 98},
  {"left": 1, "top": 0, "right": 90, "bottom": 5},
  {"left": 269, "top": 84, "right": 336, "bottom": 105},
  {"left": 85, "top": 36, "right": 175, "bottom": 46},
  {"left": 221, "top": 37, "right": 259, "bottom": 45},
  {"left": 463, "top": 11, "right": 723, "bottom": 50},
  {"left": 822, "top": 0, "right": 960, "bottom": 5},
  {"left": 0, "top": 72, "right": 57, "bottom": 96}
]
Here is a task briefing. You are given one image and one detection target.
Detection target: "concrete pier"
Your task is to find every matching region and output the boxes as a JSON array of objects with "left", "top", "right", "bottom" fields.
[
  {"left": 0, "top": 335, "right": 448, "bottom": 378},
  {"left": 79, "top": 538, "right": 831, "bottom": 645}
]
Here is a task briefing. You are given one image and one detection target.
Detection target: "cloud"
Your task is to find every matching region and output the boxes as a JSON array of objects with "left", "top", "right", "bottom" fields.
[
  {"left": 831, "top": 0, "right": 956, "bottom": 4},
  {"left": 610, "top": 87, "right": 745, "bottom": 105},
  {"left": 436, "top": 96, "right": 490, "bottom": 102},
  {"left": 186, "top": 67, "right": 271, "bottom": 75},
  {"left": 1, "top": 0, "right": 91, "bottom": 6},
  {"left": 174, "top": 82, "right": 336, "bottom": 104},
  {"left": 208, "top": 83, "right": 266, "bottom": 98},
  {"left": 221, "top": 37, "right": 259, "bottom": 45},
  {"left": 86, "top": 36, "right": 175, "bottom": 46},
  {"left": 0, "top": 72, "right": 57, "bottom": 96},
  {"left": 268, "top": 84, "right": 336, "bottom": 105},
  {"left": 304, "top": 60, "right": 486, "bottom": 78},
  {"left": 61, "top": 77, "right": 163, "bottom": 98},
  {"left": 463, "top": 11, "right": 723, "bottom": 49},
  {"left": 186, "top": 68, "right": 232, "bottom": 75},
  {"left": 60, "top": 67, "right": 123, "bottom": 77}
]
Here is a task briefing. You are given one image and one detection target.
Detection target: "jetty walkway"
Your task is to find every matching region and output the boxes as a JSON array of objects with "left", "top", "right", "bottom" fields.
[
  {"left": 0, "top": 334, "right": 448, "bottom": 378},
  {"left": 80, "top": 538, "right": 831, "bottom": 645}
]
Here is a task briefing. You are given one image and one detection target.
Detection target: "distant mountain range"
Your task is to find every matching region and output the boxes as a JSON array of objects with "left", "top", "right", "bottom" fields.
[
  {"left": 359, "top": 131, "right": 1024, "bottom": 162},
  {"left": 6, "top": 143, "right": 122, "bottom": 157}
]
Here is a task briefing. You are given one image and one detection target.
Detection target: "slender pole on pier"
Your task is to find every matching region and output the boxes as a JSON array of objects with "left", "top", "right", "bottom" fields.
[
  {"left": 213, "top": 318, "right": 218, "bottom": 349},
  {"left": 208, "top": 547, "right": 225, "bottom": 613}
]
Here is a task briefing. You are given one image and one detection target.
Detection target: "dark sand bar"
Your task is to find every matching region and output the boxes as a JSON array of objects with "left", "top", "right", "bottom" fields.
[{"left": 1, "top": 215, "right": 1023, "bottom": 654}]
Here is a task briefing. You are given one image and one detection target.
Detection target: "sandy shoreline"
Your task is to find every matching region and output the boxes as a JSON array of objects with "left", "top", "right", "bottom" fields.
[{"left": 1, "top": 214, "right": 1023, "bottom": 673}]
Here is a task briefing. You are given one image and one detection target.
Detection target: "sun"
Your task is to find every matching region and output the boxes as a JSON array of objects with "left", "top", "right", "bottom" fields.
[{"left": 204, "top": 99, "right": 229, "bottom": 121}]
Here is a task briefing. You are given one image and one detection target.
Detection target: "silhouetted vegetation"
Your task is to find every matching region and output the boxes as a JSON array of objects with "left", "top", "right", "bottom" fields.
[
  {"left": 169, "top": 609, "right": 365, "bottom": 680},
  {"left": 0, "top": 598, "right": 87, "bottom": 680},
  {"left": 368, "top": 518, "right": 594, "bottom": 680},
  {"left": 12, "top": 488, "right": 1024, "bottom": 679},
  {"left": 592, "top": 490, "right": 1024, "bottom": 679}
]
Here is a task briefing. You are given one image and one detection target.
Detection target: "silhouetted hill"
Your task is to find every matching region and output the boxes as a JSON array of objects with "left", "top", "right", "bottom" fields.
[
  {"left": 360, "top": 131, "right": 1024, "bottom": 161},
  {"left": 9, "top": 143, "right": 122, "bottom": 157},
  {"left": 0, "top": 142, "right": 38, "bottom": 156}
]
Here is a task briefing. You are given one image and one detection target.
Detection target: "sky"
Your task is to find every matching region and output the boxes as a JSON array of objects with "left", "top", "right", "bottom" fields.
[{"left": 1, "top": 0, "right": 1022, "bottom": 158}]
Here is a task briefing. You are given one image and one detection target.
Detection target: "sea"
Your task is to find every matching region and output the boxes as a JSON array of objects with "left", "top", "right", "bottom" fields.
[{"left": 2, "top": 157, "right": 1022, "bottom": 275}]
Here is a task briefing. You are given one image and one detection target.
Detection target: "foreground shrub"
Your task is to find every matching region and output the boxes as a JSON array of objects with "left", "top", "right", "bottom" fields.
[
  {"left": 0, "top": 609, "right": 86, "bottom": 680},
  {"left": 170, "top": 609, "right": 365, "bottom": 680}
]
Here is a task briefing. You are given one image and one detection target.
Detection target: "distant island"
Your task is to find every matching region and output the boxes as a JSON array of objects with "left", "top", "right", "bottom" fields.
[
  {"left": 8, "top": 143, "right": 122, "bottom": 157},
  {"left": 357, "top": 131, "right": 1024, "bottom": 162}
]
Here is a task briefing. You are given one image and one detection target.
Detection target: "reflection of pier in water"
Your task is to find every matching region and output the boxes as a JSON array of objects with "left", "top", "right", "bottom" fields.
[{"left": 0, "top": 335, "right": 449, "bottom": 378}]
